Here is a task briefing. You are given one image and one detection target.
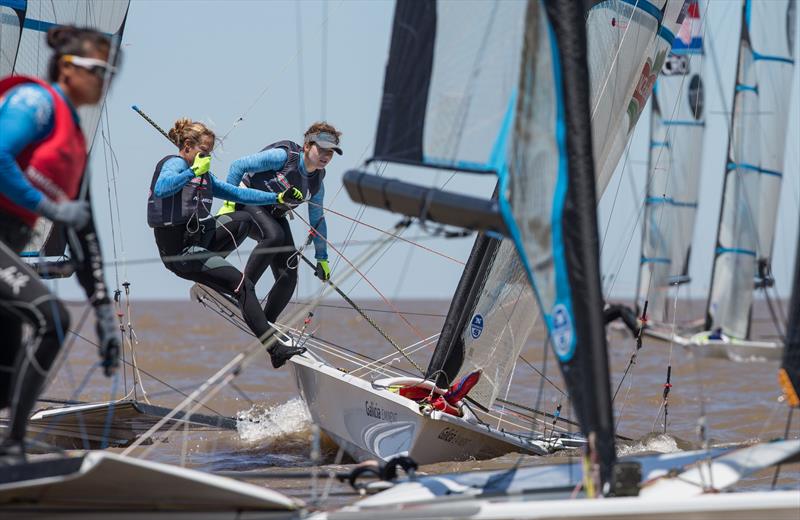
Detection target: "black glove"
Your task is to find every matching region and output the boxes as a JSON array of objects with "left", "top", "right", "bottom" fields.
[
  {"left": 95, "top": 303, "right": 120, "bottom": 377},
  {"left": 277, "top": 186, "right": 304, "bottom": 204}
]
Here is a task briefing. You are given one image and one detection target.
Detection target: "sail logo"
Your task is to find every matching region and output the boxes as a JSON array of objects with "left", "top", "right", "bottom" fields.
[
  {"left": 551, "top": 304, "right": 574, "bottom": 361},
  {"left": 470, "top": 314, "right": 484, "bottom": 339},
  {"left": 662, "top": 54, "right": 690, "bottom": 76},
  {"left": 0, "top": 266, "right": 30, "bottom": 296},
  {"left": 628, "top": 51, "right": 667, "bottom": 131}
]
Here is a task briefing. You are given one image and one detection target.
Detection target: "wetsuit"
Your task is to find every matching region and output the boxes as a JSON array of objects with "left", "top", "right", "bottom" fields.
[
  {"left": 149, "top": 156, "right": 282, "bottom": 342},
  {"left": 226, "top": 142, "right": 328, "bottom": 322},
  {"left": 0, "top": 80, "right": 112, "bottom": 453}
]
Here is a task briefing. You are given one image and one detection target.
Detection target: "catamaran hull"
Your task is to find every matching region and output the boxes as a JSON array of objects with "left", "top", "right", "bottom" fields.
[{"left": 289, "top": 353, "right": 556, "bottom": 465}]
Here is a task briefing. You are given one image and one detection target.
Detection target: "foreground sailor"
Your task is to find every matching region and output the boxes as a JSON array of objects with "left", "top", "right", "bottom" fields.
[
  {"left": 0, "top": 26, "right": 121, "bottom": 463},
  {"left": 218, "top": 122, "right": 341, "bottom": 323},
  {"left": 147, "top": 119, "right": 305, "bottom": 367}
]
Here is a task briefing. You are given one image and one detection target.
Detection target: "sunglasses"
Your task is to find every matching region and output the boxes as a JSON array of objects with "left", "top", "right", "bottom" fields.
[{"left": 62, "top": 55, "right": 116, "bottom": 80}]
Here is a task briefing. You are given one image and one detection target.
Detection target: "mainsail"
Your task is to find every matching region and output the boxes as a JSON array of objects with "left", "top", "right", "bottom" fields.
[
  {"left": 0, "top": 0, "right": 130, "bottom": 255},
  {"left": 706, "top": 0, "right": 796, "bottom": 339},
  {"left": 636, "top": 0, "right": 706, "bottom": 323}
]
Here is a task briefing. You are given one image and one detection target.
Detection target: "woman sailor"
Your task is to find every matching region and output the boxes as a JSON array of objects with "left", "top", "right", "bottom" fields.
[
  {"left": 0, "top": 26, "right": 121, "bottom": 463},
  {"left": 147, "top": 119, "right": 305, "bottom": 368},
  {"left": 218, "top": 122, "right": 341, "bottom": 324}
]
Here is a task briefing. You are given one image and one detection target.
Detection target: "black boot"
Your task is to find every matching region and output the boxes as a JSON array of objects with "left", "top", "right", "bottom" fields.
[
  {"left": 268, "top": 343, "right": 307, "bottom": 369},
  {"left": 0, "top": 438, "right": 26, "bottom": 466}
]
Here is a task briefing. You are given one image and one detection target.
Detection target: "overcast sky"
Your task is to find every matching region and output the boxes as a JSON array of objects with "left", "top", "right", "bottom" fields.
[{"left": 46, "top": 0, "right": 799, "bottom": 305}]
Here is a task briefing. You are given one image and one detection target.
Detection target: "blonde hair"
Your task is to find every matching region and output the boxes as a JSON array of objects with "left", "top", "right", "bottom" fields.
[
  {"left": 168, "top": 118, "right": 216, "bottom": 150},
  {"left": 304, "top": 121, "right": 341, "bottom": 142}
]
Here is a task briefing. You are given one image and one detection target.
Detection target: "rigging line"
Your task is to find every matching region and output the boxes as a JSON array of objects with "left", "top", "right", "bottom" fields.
[
  {"left": 67, "top": 330, "right": 228, "bottom": 418},
  {"left": 307, "top": 200, "right": 466, "bottom": 265},
  {"left": 599, "top": 136, "right": 634, "bottom": 257},
  {"left": 102, "top": 103, "right": 129, "bottom": 281},
  {"left": 321, "top": 0, "right": 328, "bottom": 119},
  {"left": 345, "top": 222, "right": 408, "bottom": 294},
  {"left": 99, "top": 117, "right": 120, "bottom": 290},
  {"left": 293, "top": 210, "right": 428, "bottom": 344},
  {"left": 771, "top": 407, "right": 794, "bottom": 489},
  {"left": 220, "top": 0, "right": 342, "bottom": 142},
  {"left": 288, "top": 300, "right": 447, "bottom": 318},
  {"left": 349, "top": 334, "right": 439, "bottom": 378},
  {"left": 294, "top": 251, "right": 425, "bottom": 374},
  {"left": 125, "top": 230, "right": 389, "bottom": 455},
  {"left": 295, "top": 0, "right": 306, "bottom": 134}
]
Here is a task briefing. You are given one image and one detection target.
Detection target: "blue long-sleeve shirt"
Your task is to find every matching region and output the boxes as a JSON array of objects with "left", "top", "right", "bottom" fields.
[
  {"left": 227, "top": 148, "right": 328, "bottom": 260},
  {"left": 153, "top": 156, "right": 279, "bottom": 206},
  {"left": 0, "top": 83, "right": 79, "bottom": 210}
]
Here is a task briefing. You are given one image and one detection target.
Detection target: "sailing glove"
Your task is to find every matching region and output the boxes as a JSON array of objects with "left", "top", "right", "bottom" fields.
[
  {"left": 277, "top": 186, "right": 304, "bottom": 205},
  {"left": 95, "top": 302, "right": 120, "bottom": 377},
  {"left": 36, "top": 198, "right": 91, "bottom": 230},
  {"left": 217, "top": 200, "right": 236, "bottom": 216},
  {"left": 191, "top": 153, "right": 211, "bottom": 176},
  {"left": 315, "top": 259, "right": 330, "bottom": 281}
]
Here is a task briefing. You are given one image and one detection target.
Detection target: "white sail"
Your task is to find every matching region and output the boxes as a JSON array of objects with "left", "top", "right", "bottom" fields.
[
  {"left": 637, "top": 0, "right": 706, "bottom": 323},
  {"left": 588, "top": 0, "right": 689, "bottom": 196},
  {"left": 707, "top": 0, "right": 796, "bottom": 339}
]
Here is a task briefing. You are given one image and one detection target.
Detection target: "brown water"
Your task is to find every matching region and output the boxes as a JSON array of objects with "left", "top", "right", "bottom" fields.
[{"left": 35, "top": 299, "right": 800, "bottom": 507}]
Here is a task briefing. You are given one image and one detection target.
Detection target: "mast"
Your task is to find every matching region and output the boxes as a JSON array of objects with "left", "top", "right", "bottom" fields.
[{"left": 779, "top": 223, "right": 800, "bottom": 408}]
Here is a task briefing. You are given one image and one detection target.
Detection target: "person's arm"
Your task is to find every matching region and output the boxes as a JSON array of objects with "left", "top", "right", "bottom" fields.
[
  {"left": 69, "top": 185, "right": 119, "bottom": 376},
  {"left": 0, "top": 84, "right": 54, "bottom": 210},
  {"left": 210, "top": 175, "right": 278, "bottom": 205},
  {"left": 308, "top": 183, "right": 328, "bottom": 260},
  {"left": 226, "top": 148, "right": 288, "bottom": 186},
  {"left": 153, "top": 157, "right": 194, "bottom": 198}
]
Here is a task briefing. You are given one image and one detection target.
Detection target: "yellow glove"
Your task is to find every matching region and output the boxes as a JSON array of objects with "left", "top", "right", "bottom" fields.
[
  {"left": 277, "top": 186, "right": 304, "bottom": 205},
  {"left": 315, "top": 259, "right": 330, "bottom": 281},
  {"left": 217, "top": 200, "right": 236, "bottom": 216},
  {"left": 191, "top": 153, "right": 211, "bottom": 176}
]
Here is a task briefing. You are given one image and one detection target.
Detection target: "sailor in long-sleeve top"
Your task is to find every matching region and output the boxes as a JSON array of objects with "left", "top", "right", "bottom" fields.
[{"left": 217, "top": 122, "right": 342, "bottom": 324}]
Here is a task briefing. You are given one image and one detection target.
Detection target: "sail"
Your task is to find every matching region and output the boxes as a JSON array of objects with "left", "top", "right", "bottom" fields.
[
  {"left": 3, "top": 0, "right": 130, "bottom": 255},
  {"left": 501, "top": 0, "right": 615, "bottom": 488},
  {"left": 423, "top": 0, "right": 689, "bottom": 409},
  {"left": 0, "top": 0, "right": 25, "bottom": 76},
  {"left": 779, "top": 221, "right": 800, "bottom": 408},
  {"left": 636, "top": 0, "right": 706, "bottom": 322},
  {"left": 706, "top": 0, "right": 796, "bottom": 339}
]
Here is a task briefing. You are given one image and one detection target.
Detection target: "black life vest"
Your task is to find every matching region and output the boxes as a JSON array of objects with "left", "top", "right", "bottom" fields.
[
  {"left": 147, "top": 155, "right": 213, "bottom": 228},
  {"left": 242, "top": 140, "right": 325, "bottom": 217}
]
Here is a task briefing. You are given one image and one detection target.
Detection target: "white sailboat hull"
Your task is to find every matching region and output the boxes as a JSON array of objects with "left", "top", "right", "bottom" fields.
[
  {"left": 641, "top": 326, "right": 782, "bottom": 361},
  {"left": 289, "top": 353, "right": 568, "bottom": 465}
]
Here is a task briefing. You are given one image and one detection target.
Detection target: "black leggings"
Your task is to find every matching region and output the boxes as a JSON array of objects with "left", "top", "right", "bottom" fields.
[
  {"left": 241, "top": 205, "right": 298, "bottom": 323},
  {"left": 0, "top": 220, "right": 71, "bottom": 443},
  {"left": 154, "top": 212, "right": 271, "bottom": 340}
]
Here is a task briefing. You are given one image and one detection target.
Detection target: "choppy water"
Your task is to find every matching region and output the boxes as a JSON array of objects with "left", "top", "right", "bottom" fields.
[{"left": 30, "top": 299, "right": 800, "bottom": 506}]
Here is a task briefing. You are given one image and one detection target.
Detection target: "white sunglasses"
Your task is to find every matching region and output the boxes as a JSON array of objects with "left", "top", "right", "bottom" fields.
[{"left": 62, "top": 55, "right": 116, "bottom": 79}]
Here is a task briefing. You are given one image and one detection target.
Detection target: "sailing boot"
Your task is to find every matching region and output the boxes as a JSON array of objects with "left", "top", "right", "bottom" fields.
[
  {"left": 267, "top": 343, "right": 307, "bottom": 369},
  {"left": 0, "top": 438, "right": 26, "bottom": 466}
]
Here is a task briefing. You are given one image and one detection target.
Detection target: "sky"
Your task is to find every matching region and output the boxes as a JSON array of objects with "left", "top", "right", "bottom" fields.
[{"left": 42, "top": 0, "right": 800, "bottom": 304}]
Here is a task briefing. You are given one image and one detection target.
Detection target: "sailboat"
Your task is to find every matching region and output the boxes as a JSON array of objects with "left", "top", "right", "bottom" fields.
[
  {"left": 0, "top": 0, "right": 238, "bottom": 450},
  {"left": 636, "top": 0, "right": 708, "bottom": 341},
  {"left": 325, "top": 0, "right": 800, "bottom": 517},
  {"left": 287, "top": 0, "right": 688, "bottom": 465},
  {"left": 688, "top": 0, "right": 795, "bottom": 360}
]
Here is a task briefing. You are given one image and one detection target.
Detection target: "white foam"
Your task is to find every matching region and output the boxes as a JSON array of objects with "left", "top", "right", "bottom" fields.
[
  {"left": 236, "top": 398, "right": 312, "bottom": 443},
  {"left": 617, "top": 433, "right": 683, "bottom": 457}
]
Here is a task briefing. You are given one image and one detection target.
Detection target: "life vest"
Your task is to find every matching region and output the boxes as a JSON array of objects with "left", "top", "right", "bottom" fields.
[
  {"left": 242, "top": 140, "right": 325, "bottom": 217},
  {"left": 146, "top": 155, "right": 213, "bottom": 228},
  {"left": 0, "top": 76, "right": 87, "bottom": 228}
]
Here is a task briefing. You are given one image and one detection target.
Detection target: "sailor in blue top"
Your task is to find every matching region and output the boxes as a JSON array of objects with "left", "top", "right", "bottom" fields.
[
  {"left": 148, "top": 118, "right": 305, "bottom": 368},
  {"left": 219, "top": 122, "right": 341, "bottom": 324}
]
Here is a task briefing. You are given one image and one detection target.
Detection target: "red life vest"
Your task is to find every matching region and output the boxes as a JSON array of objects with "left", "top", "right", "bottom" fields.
[{"left": 0, "top": 75, "right": 87, "bottom": 228}]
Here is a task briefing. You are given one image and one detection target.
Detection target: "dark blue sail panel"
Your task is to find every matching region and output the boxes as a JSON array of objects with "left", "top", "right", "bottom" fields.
[
  {"left": 371, "top": 0, "right": 526, "bottom": 174},
  {"left": 343, "top": 170, "right": 508, "bottom": 235},
  {"left": 373, "top": 0, "right": 435, "bottom": 164},
  {"left": 501, "top": 0, "right": 615, "bottom": 488}
]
